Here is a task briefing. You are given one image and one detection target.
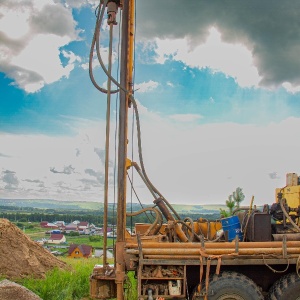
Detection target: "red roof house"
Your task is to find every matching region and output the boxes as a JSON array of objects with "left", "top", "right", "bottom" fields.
[{"left": 47, "top": 233, "right": 66, "bottom": 244}]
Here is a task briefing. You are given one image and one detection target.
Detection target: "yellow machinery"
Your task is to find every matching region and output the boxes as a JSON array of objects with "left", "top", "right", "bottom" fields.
[
  {"left": 88, "top": 1, "right": 300, "bottom": 299},
  {"left": 270, "top": 173, "right": 300, "bottom": 238},
  {"left": 275, "top": 173, "right": 300, "bottom": 208}
]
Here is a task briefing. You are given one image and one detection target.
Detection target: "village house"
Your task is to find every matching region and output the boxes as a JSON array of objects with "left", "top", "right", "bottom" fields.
[
  {"left": 40, "top": 221, "right": 48, "bottom": 228},
  {"left": 68, "top": 244, "right": 93, "bottom": 259},
  {"left": 78, "top": 221, "right": 89, "bottom": 230},
  {"left": 40, "top": 221, "right": 58, "bottom": 229},
  {"left": 54, "top": 221, "right": 65, "bottom": 228},
  {"left": 78, "top": 221, "right": 90, "bottom": 235},
  {"left": 64, "top": 224, "right": 78, "bottom": 234},
  {"left": 47, "top": 233, "right": 66, "bottom": 244}
]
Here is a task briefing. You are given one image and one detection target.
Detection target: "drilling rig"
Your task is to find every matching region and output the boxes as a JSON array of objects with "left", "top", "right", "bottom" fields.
[{"left": 88, "top": 1, "right": 300, "bottom": 299}]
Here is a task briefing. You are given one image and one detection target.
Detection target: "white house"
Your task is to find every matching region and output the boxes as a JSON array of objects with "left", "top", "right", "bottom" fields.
[{"left": 47, "top": 234, "right": 66, "bottom": 244}]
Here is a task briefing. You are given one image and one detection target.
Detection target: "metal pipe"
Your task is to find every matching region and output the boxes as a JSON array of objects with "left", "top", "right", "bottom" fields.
[
  {"left": 125, "top": 241, "right": 300, "bottom": 249},
  {"left": 142, "top": 255, "right": 299, "bottom": 261},
  {"left": 117, "top": 0, "right": 129, "bottom": 245},
  {"left": 139, "top": 247, "right": 300, "bottom": 256},
  {"left": 127, "top": 0, "right": 135, "bottom": 90},
  {"left": 127, "top": 247, "right": 300, "bottom": 256},
  {"left": 153, "top": 198, "right": 188, "bottom": 242},
  {"left": 116, "top": 0, "right": 133, "bottom": 298},
  {"left": 144, "top": 255, "right": 200, "bottom": 260},
  {"left": 103, "top": 22, "right": 114, "bottom": 267}
]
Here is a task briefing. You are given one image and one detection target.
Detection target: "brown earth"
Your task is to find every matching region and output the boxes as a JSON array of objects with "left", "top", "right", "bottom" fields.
[
  {"left": 0, "top": 280, "right": 42, "bottom": 300},
  {"left": 0, "top": 218, "right": 66, "bottom": 279}
]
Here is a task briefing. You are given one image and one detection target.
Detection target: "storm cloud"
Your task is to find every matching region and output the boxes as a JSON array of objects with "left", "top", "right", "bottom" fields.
[
  {"left": 136, "top": 0, "right": 300, "bottom": 89},
  {"left": 1, "top": 170, "right": 19, "bottom": 190}
]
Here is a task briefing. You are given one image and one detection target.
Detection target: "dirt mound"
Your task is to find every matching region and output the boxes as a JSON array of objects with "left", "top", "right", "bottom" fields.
[
  {"left": 0, "top": 280, "right": 42, "bottom": 300},
  {"left": 0, "top": 218, "right": 66, "bottom": 279}
]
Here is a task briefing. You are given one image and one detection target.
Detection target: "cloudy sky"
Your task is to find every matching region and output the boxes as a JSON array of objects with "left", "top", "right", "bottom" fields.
[{"left": 1, "top": 0, "right": 300, "bottom": 208}]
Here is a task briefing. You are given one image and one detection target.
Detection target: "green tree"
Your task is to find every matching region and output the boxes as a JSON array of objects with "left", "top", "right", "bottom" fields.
[
  {"left": 233, "top": 187, "right": 245, "bottom": 208},
  {"left": 226, "top": 195, "right": 236, "bottom": 215},
  {"left": 220, "top": 187, "right": 245, "bottom": 218},
  {"left": 219, "top": 208, "right": 230, "bottom": 218}
]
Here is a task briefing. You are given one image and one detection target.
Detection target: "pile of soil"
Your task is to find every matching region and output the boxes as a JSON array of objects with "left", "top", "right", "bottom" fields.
[
  {"left": 0, "top": 218, "right": 66, "bottom": 279},
  {"left": 0, "top": 280, "right": 42, "bottom": 300}
]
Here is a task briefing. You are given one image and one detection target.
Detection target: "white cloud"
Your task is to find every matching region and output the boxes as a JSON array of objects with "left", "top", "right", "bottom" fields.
[
  {"left": 0, "top": 6, "right": 30, "bottom": 39},
  {"left": 81, "top": 47, "right": 117, "bottom": 70},
  {"left": 10, "top": 34, "right": 75, "bottom": 92},
  {"left": 135, "top": 80, "right": 159, "bottom": 93},
  {"left": 63, "top": 0, "right": 98, "bottom": 9},
  {"left": 169, "top": 114, "right": 202, "bottom": 122},
  {"left": 127, "top": 104, "right": 300, "bottom": 206},
  {"left": 166, "top": 81, "right": 174, "bottom": 88},
  {"left": 153, "top": 27, "right": 261, "bottom": 88},
  {"left": 1, "top": 104, "right": 300, "bottom": 206},
  {"left": 0, "top": 0, "right": 80, "bottom": 93},
  {"left": 0, "top": 119, "right": 108, "bottom": 201},
  {"left": 61, "top": 50, "right": 81, "bottom": 64},
  {"left": 282, "top": 82, "right": 300, "bottom": 94}
]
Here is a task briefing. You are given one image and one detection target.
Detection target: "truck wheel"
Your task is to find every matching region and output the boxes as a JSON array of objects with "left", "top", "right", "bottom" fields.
[
  {"left": 191, "top": 271, "right": 264, "bottom": 300},
  {"left": 267, "top": 272, "right": 300, "bottom": 300}
]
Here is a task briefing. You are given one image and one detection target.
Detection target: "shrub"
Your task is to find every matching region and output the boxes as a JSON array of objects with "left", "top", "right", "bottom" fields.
[{"left": 89, "top": 235, "right": 102, "bottom": 242}]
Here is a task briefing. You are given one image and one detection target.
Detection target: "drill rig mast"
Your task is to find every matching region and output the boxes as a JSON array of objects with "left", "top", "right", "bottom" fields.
[{"left": 89, "top": 1, "right": 300, "bottom": 299}]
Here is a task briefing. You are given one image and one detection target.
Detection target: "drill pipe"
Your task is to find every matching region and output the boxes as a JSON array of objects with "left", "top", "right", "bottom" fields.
[
  {"left": 142, "top": 255, "right": 299, "bottom": 261},
  {"left": 126, "top": 247, "right": 300, "bottom": 256},
  {"left": 125, "top": 241, "right": 300, "bottom": 249}
]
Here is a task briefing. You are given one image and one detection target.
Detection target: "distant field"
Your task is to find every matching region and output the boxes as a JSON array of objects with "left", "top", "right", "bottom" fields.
[
  {"left": 0, "top": 198, "right": 103, "bottom": 210},
  {"left": 172, "top": 203, "right": 226, "bottom": 213},
  {"left": 0, "top": 198, "right": 226, "bottom": 214}
]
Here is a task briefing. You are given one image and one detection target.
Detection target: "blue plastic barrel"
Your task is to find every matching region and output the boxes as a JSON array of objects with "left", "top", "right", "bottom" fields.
[{"left": 221, "top": 215, "right": 243, "bottom": 241}]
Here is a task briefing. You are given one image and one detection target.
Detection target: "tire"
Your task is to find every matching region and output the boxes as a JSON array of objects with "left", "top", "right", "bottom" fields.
[
  {"left": 267, "top": 272, "right": 300, "bottom": 300},
  {"left": 191, "top": 271, "right": 264, "bottom": 300}
]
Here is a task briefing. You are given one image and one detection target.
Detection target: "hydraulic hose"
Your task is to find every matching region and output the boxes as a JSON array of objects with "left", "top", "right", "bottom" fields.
[
  {"left": 89, "top": 1, "right": 119, "bottom": 94},
  {"left": 126, "top": 207, "right": 163, "bottom": 235}
]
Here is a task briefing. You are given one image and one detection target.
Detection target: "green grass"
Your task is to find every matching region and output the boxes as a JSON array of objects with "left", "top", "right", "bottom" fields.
[
  {"left": 19, "top": 258, "right": 100, "bottom": 300},
  {"left": 125, "top": 272, "right": 137, "bottom": 300},
  {"left": 17, "top": 258, "right": 137, "bottom": 300},
  {"left": 67, "top": 235, "right": 115, "bottom": 247}
]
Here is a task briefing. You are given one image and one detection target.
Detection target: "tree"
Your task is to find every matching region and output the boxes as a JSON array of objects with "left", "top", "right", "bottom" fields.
[
  {"left": 233, "top": 187, "right": 245, "bottom": 209},
  {"left": 219, "top": 208, "right": 230, "bottom": 218},
  {"left": 220, "top": 187, "right": 245, "bottom": 218},
  {"left": 226, "top": 195, "right": 236, "bottom": 215}
]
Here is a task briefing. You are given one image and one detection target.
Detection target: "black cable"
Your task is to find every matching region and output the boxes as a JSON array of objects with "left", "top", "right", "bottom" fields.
[{"left": 127, "top": 173, "right": 153, "bottom": 222}]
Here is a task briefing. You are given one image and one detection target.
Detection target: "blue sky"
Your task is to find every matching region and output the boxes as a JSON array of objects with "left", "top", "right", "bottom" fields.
[{"left": 1, "top": 0, "right": 300, "bottom": 206}]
